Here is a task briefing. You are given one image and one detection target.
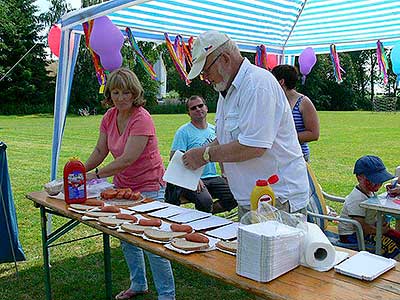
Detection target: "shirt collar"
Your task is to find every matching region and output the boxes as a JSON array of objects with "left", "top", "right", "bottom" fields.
[{"left": 231, "top": 58, "right": 250, "bottom": 90}]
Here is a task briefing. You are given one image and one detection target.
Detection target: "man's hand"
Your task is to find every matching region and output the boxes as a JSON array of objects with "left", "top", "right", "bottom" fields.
[
  {"left": 182, "top": 147, "right": 207, "bottom": 170},
  {"left": 197, "top": 179, "right": 205, "bottom": 193}
]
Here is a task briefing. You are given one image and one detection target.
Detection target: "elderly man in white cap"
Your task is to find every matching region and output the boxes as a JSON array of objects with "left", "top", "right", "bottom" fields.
[{"left": 182, "top": 30, "right": 310, "bottom": 218}]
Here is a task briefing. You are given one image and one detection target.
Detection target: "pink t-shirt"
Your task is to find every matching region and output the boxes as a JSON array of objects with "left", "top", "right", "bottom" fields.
[{"left": 100, "top": 106, "right": 165, "bottom": 192}]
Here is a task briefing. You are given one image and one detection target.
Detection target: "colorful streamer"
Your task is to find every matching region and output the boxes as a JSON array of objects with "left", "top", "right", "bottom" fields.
[
  {"left": 255, "top": 45, "right": 267, "bottom": 69},
  {"left": 125, "top": 27, "right": 158, "bottom": 81},
  {"left": 82, "top": 20, "right": 106, "bottom": 93},
  {"left": 329, "top": 44, "right": 343, "bottom": 83},
  {"left": 164, "top": 33, "right": 191, "bottom": 85},
  {"left": 174, "top": 35, "right": 193, "bottom": 69},
  {"left": 376, "top": 40, "right": 389, "bottom": 85}
]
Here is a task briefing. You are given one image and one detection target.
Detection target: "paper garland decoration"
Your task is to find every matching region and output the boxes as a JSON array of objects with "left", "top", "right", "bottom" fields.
[
  {"left": 125, "top": 27, "right": 158, "bottom": 81},
  {"left": 330, "top": 44, "right": 343, "bottom": 83},
  {"left": 164, "top": 33, "right": 191, "bottom": 85},
  {"left": 82, "top": 20, "right": 106, "bottom": 93},
  {"left": 376, "top": 40, "right": 389, "bottom": 85}
]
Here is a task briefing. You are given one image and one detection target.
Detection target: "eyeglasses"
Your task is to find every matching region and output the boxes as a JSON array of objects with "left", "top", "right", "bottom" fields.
[
  {"left": 189, "top": 103, "right": 205, "bottom": 111},
  {"left": 200, "top": 53, "right": 223, "bottom": 77}
]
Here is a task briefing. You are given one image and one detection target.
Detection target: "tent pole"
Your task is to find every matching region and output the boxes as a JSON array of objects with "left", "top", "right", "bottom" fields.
[{"left": 282, "top": 0, "right": 308, "bottom": 51}]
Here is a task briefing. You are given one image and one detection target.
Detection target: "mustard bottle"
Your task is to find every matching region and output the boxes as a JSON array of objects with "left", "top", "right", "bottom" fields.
[{"left": 250, "top": 175, "right": 279, "bottom": 211}]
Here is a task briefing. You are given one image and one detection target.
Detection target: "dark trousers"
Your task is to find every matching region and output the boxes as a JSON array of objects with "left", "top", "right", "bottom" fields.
[{"left": 181, "top": 176, "right": 237, "bottom": 213}]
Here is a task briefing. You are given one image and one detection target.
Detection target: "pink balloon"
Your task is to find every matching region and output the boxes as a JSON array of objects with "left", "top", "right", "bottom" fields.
[
  {"left": 267, "top": 54, "right": 278, "bottom": 70},
  {"left": 89, "top": 16, "right": 124, "bottom": 71},
  {"left": 48, "top": 25, "right": 61, "bottom": 57},
  {"left": 298, "top": 47, "right": 316, "bottom": 76}
]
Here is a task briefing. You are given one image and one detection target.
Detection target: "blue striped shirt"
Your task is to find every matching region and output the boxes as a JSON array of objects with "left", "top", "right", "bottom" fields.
[{"left": 292, "top": 96, "right": 310, "bottom": 160}]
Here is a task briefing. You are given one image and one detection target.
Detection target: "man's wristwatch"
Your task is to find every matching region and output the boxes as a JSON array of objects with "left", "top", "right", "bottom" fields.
[
  {"left": 203, "top": 147, "right": 210, "bottom": 162},
  {"left": 95, "top": 167, "right": 100, "bottom": 179}
]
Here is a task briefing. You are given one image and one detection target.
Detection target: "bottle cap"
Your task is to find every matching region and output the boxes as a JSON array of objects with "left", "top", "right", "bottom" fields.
[
  {"left": 267, "top": 174, "right": 279, "bottom": 185},
  {"left": 256, "top": 179, "right": 268, "bottom": 186},
  {"left": 395, "top": 166, "right": 400, "bottom": 178}
]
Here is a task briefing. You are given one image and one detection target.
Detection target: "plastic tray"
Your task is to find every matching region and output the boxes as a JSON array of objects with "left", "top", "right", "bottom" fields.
[{"left": 334, "top": 251, "right": 396, "bottom": 281}]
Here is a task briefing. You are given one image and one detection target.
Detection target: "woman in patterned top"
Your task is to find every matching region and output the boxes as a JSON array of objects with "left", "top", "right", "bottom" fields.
[{"left": 272, "top": 64, "right": 320, "bottom": 162}]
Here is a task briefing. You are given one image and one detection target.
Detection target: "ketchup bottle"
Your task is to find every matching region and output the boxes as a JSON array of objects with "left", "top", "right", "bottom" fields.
[{"left": 63, "top": 158, "right": 87, "bottom": 204}]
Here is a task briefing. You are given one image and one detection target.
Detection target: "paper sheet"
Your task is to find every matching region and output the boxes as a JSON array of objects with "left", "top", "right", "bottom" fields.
[
  {"left": 148, "top": 205, "right": 191, "bottom": 218},
  {"left": 163, "top": 151, "right": 205, "bottom": 191},
  {"left": 205, "top": 223, "right": 239, "bottom": 240},
  {"left": 167, "top": 210, "right": 211, "bottom": 223},
  {"left": 187, "top": 215, "right": 232, "bottom": 231},
  {"left": 128, "top": 201, "right": 169, "bottom": 212}
]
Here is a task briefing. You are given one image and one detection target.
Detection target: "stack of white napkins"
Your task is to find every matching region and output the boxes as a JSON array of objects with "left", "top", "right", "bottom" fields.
[{"left": 236, "top": 221, "right": 303, "bottom": 282}]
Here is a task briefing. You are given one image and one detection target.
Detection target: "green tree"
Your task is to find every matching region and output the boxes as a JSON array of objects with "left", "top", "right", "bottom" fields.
[
  {"left": 0, "top": 0, "right": 53, "bottom": 114},
  {"left": 39, "top": 0, "right": 73, "bottom": 27}
]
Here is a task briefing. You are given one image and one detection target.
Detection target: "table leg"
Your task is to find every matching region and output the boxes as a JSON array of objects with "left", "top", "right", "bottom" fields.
[
  {"left": 40, "top": 206, "right": 52, "bottom": 300},
  {"left": 376, "top": 211, "right": 383, "bottom": 255},
  {"left": 103, "top": 233, "right": 112, "bottom": 300}
]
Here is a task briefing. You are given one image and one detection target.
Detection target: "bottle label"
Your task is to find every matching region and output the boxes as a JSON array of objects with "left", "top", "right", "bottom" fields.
[
  {"left": 258, "top": 194, "right": 272, "bottom": 204},
  {"left": 67, "top": 171, "right": 85, "bottom": 199}
]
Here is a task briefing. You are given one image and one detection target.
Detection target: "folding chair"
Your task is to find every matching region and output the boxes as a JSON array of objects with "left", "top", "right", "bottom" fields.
[{"left": 306, "top": 163, "right": 366, "bottom": 251}]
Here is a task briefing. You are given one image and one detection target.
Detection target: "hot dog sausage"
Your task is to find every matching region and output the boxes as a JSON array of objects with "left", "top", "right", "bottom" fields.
[
  {"left": 115, "top": 190, "right": 126, "bottom": 199},
  {"left": 138, "top": 219, "right": 162, "bottom": 227},
  {"left": 170, "top": 224, "right": 193, "bottom": 233},
  {"left": 141, "top": 197, "right": 153, "bottom": 203},
  {"left": 130, "top": 192, "right": 142, "bottom": 201},
  {"left": 100, "top": 205, "right": 120, "bottom": 213},
  {"left": 100, "top": 189, "right": 118, "bottom": 199},
  {"left": 124, "top": 190, "right": 133, "bottom": 199},
  {"left": 185, "top": 233, "right": 209, "bottom": 243},
  {"left": 84, "top": 199, "right": 105, "bottom": 207},
  {"left": 116, "top": 213, "right": 137, "bottom": 222}
]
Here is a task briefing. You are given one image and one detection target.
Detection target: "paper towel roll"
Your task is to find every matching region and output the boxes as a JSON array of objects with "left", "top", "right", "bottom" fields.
[{"left": 301, "top": 222, "right": 336, "bottom": 271}]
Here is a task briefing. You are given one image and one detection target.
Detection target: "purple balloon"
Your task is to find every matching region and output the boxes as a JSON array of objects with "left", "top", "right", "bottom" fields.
[
  {"left": 89, "top": 16, "right": 124, "bottom": 71},
  {"left": 298, "top": 47, "right": 317, "bottom": 76}
]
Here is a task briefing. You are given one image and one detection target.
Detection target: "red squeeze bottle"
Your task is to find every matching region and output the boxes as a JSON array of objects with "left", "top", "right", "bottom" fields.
[{"left": 63, "top": 158, "right": 87, "bottom": 204}]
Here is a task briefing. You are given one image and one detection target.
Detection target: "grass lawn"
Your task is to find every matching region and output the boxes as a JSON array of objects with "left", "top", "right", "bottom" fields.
[{"left": 0, "top": 111, "right": 399, "bottom": 300}]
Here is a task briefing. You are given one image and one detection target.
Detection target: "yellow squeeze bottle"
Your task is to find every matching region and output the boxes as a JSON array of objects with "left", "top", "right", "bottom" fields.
[{"left": 250, "top": 175, "right": 279, "bottom": 211}]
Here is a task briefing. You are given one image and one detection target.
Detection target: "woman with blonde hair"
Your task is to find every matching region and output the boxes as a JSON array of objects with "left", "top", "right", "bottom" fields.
[{"left": 85, "top": 68, "right": 175, "bottom": 300}]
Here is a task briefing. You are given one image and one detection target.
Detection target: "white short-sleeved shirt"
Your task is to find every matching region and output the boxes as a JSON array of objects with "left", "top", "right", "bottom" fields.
[
  {"left": 215, "top": 58, "right": 309, "bottom": 212},
  {"left": 338, "top": 187, "right": 376, "bottom": 235}
]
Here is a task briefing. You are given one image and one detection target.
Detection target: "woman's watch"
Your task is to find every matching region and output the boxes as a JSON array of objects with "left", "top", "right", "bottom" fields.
[
  {"left": 95, "top": 167, "right": 100, "bottom": 179},
  {"left": 202, "top": 147, "right": 210, "bottom": 162}
]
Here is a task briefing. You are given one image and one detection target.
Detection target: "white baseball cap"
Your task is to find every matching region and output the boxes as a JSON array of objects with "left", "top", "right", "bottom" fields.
[{"left": 188, "top": 30, "right": 230, "bottom": 80}]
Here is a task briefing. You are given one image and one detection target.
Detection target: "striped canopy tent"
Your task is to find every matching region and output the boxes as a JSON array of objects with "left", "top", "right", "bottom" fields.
[{"left": 52, "top": 0, "right": 400, "bottom": 179}]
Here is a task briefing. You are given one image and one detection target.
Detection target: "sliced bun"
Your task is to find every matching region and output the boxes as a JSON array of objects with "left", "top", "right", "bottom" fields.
[
  {"left": 98, "top": 216, "right": 129, "bottom": 226},
  {"left": 171, "top": 239, "right": 209, "bottom": 251},
  {"left": 69, "top": 203, "right": 96, "bottom": 211},
  {"left": 216, "top": 240, "right": 237, "bottom": 253},
  {"left": 84, "top": 211, "right": 118, "bottom": 218},
  {"left": 143, "top": 228, "right": 186, "bottom": 242},
  {"left": 121, "top": 224, "right": 149, "bottom": 234}
]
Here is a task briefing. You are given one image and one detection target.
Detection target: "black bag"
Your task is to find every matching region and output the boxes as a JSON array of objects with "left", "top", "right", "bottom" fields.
[{"left": 164, "top": 182, "right": 183, "bottom": 205}]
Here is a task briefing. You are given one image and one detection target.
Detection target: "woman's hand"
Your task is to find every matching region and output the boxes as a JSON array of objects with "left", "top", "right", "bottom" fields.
[{"left": 86, "top": 172, "right": 97, "bottom": 181}]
